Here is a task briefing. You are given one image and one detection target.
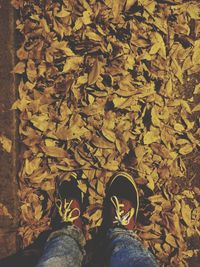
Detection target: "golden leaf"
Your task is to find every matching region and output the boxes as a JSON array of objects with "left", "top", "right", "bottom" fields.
[
  {"left": 25, "top": 158, "right": 41, "bottom": 175},
  {"left": 0, "top": 203, "right": 13, "bottom": 219},
  {"left": 85, "top": 31, "right": 102, "bottom": 42},
  {"left": 90, "top": 209, "right": 102, "bottom": 222},
  {"left": 179, "top": 144, "right": 193, "bottom": 155},
  {"left": 151, "top": 106, "right": 160, "bottom": 127},
  {"left": 88, "top": 58, "right": 102, "bottom": 85},
  {"left": 181, "top": 200, "right": 191, "bottom": 226},
  {"left": 192, "top": 103, "right": 200, "bottom": 112},
  {"left": 78, "top": 181, "right": 87, "bottom": 193},
  {"left": 149, "top": 32, "right": 166, "bottom": 58},
  {"left": 12, "top": 61, "right": 25, "bottom": 74},
  {"left": 27, "top": 59, "right": 37, "bottom": 83},
  {"left": 92, "top": 136, "right": 115, "bottom": 149},
  {"left": 82, "top": 10, "right": 92, "bottom": 25},
  {"left": 165, "top": 78, "right": 173, "bottom": 97},
  {"left": 41, "top": 146, "right": 68, "bottom": 158},
  {"left": 34, "top": 205, "right": 42, "bottom": 221},
  {"left": 0, "top": 135, "right": 12, "bottom": 153},
  {"left": 165, "top": 233, "right": 177, "bottom": 248},
  {"left": 143, "top": 128, "right": 160, "bottom": 145},
  {"left": 63, "top": 56, "right": 83, "bottom": 72},
  {"left": 194, "top": 84, "right": 200, "bottom": 94},
  {"left": 125, "top": 0, "right": 137, "bottom": 11},
  {"left": 174, "top": 123, "right": 185, "bottom": 132},
  {"left": 101, "top": 128, "right": 116, "bottom": 143}
]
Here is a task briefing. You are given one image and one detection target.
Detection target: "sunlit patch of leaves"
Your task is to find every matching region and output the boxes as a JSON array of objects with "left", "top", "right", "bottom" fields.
[{"left": 11, "top": 0, "right": 200, "bottom": 265}]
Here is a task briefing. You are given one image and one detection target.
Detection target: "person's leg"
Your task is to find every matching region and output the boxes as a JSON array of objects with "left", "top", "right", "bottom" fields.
[
  {"left": 103, "top": 172, "right": 158, "bottom": 267},
  {"left": 37, "top": 172, "right": 86, "bottom": 267},
  {"left": 36, "top": 225, "right": 85, "bottom": 267},
  {"left": 106, "top": 227, "right": 157, "bottom": 267}
]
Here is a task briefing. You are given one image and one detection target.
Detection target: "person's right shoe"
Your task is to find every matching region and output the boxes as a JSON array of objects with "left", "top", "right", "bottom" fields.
[{"left": 105, "top": 172, "right": 139, "bottom": 230}]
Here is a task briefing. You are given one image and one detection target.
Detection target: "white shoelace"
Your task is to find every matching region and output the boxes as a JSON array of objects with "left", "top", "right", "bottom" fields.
[
  {"left": 111, "top": 195, "right": 135, "bottom": 226},
  {"left": 56, "top": 199, "right": 80, "bottom": 223}
]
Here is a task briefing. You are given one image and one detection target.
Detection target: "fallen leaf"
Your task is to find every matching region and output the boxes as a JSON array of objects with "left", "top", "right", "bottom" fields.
[
  {"left": 41, "top": 146, "right": 68, "bottom": 158},
  {"left": 0, "top": 135, "right": 12, "bottom": 153}
]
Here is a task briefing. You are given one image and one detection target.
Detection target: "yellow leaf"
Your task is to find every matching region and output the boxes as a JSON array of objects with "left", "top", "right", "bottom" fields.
[
  {"left": 78, "top": 181, "right": 87, "bottom": 193},
  {"left": 179, "top": 143, "right": 193, "bottom": 155},
  {"left": 92, "top": 136, "right": 115, "bottom": 149},
  {"left": 90, "top": 209, "right": 102, "bottom": 222},
  {"left": 103, "top": 159, "right": 119, "bottom": 171},
  {"left": 149, "top": 32, "right": 166, "bottom": 58},
  {"left": 171, "top": 57, "right": 183, "bottom": 84},
  {"left": 40, "top": 18, "right": 50, "bottom": 33},
  {"left": 141, "top": 0, "right": 156, "bottom": 14},
  {"left": 192, "top": 40, "right": 200, "bottom": 65},
  {"left": 0, "top": 203, "right": 13, "bottom": 219},
  {"left": 12, "top": 61, "right": 25, "bottom": 74},
  {"left": 27, "top": 59, "right": 37, "bottom": 83},
  {"left": 125, "top": 0, "right": 137, "bottom": 11},
  {"left": 41, "top": 146, "right": 68, "bottom": 158},
  {"left": 97, "top": 180, "right": 104, "bottom": 196},
  {"left": 125, "top": 54, "right": 135, "bottom": 70},
  {"left": 63, "top": 47, "right": 75, "bottom": 57},
  {"left": 187, "top": 4, "right": 200, "bottom": 19},
  {"left": 146, "top": 175, "right": 155, "bottom": 191},
  {"left": 194, "top": 84, "right": 200, "bottom": 94},
  {"left": 55, "top": 8, "right": 70, "bottom": 18},
  {"left": 88, "top": 58, "right": 102, "bottom": 85},
  {"left": 192, "top": 103, "right": 200, "bottom": 112},
  {"left": 29, "top": 169, "right": 49, "bottom": 183},
  {"left": 34, "top": 205, "right": 42, "bottom": 221},
  {"left": 25, "top": 158, "right": 41, "bottom": 175},
  {"left": 77, "top": 74, "right": 88, "bottom": 85},
  {"left": 82, "top": 10, "right": 92, "bottom": 25},
  {"left": 139, "top": 232, "right": 160, "bottom": 240},
  {"left": 165, "top": 233, "right": 177, "bottom": 248},
  {"left": 17, "top": 46, "right": 28, "bottom": 60},
  {"left": 88, "top": 94, "right": 95, "bottom": 104},
  {"left": 165, "top": 78, "right": 173, "bottom": 97},
  {"left": 63, "top": 56, "right": 83, "bottom": 72},
  {"left": 174, "top": 123, "right": 185, "bottom": 132},
  {"left": 181, "top": 200, "right": 191, "bottom": 226},
  {"left": 101, "top": 128, "right": 116, "bottom": 143},
  {"left": 74, "top": 17, "right": 83, "bottom": 31},
  {"left": 112, "top": 0, "right": 119, "bottom": 18},
  {"left": 56, "top": 126, "right": 89, "bottom": 140},
  {"left": 135, "top": 145, "right": 146, "bottom": 162},
  {"left": 143, "top": 128, "right": 160, "bottom": 145},
  {"left": 0, "top": 135, "right": 12, "bottom": 153},
  {"left": 85, "top": 31, "right": 102, "bottom": 42},
  {"left": 151, "top": 107, "right": 160, "bottom": 127}
]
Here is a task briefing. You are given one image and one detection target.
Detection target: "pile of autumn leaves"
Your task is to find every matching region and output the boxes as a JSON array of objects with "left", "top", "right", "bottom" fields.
[{"left": 10, "top": 0, "right": 200, "bottom": 266}]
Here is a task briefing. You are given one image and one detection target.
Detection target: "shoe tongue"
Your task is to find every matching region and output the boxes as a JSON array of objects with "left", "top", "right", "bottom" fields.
[
  {"left": 109, "top": 196, "right": 136, "bottom": 228},
  {"left": 112, "top": 197, "right": 134, "bottom": 214}
]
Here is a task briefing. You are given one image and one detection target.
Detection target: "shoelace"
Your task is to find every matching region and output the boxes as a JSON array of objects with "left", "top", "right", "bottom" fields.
[
  {"left": 56, "top": 199, "right": 80, "bottom": 223},
  {"left": 111, "top": 196, "right": 135, "bottom": 226}
]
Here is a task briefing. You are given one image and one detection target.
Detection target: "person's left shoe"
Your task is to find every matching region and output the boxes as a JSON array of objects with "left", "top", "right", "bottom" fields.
[{"left": 52, "top": 172, "right": 84, "bottom": 231}]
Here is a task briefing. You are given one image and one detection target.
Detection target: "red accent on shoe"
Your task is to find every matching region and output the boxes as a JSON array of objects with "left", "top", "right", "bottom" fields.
[{"left": 109, "top": 198, "right": 136, "bottom": 230}]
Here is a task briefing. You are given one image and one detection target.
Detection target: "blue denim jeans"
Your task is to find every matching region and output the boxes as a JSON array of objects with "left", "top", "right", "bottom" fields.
[{"left": 36, "top": 226, "right": 157, "bottom": 267}]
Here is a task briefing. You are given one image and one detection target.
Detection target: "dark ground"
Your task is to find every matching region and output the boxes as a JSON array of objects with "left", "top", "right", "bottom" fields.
[{"left": 0, "top": 0, "right": 19, "bottom": 260}]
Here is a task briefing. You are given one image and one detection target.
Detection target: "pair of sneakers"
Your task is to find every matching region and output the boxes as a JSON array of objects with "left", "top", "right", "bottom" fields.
[{"left": 52, "top": 172, "right": 139, "bottom": 232}]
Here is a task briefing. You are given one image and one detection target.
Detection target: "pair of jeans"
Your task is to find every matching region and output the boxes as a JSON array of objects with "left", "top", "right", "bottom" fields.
[{"left": 36, "top": 225, "right": 157, "bottom": 267}]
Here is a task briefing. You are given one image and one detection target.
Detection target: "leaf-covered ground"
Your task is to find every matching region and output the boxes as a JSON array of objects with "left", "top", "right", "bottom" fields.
[{"left": 10, "top": 0, "right": 200, "bottom": 266}]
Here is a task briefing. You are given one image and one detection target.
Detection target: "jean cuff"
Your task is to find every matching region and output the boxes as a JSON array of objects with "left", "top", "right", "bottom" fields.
[
  {"left": 107, "top": 227, "right": 140, "bottom": 241},
  {"left": 47, "top": 225, "right": 86, "bottom": 249}
]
